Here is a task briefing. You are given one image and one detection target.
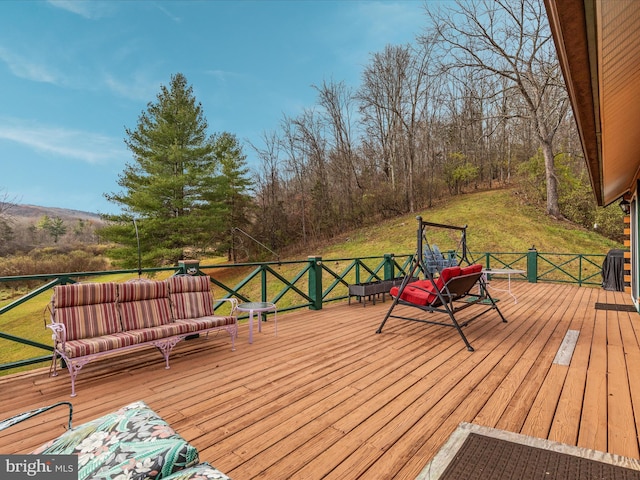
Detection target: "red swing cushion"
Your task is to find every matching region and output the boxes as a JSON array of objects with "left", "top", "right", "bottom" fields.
[
  {"left": 460, "top": 263, "right": 482, "bottom": 276},
  {"left": 390, "top": 266, "right": 462, "bottom": 306}
]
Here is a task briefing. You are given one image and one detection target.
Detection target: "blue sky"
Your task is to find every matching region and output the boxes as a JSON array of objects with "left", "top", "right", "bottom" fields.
[{"left": 0, "top": 0, "right": 429, "bottom": 214}]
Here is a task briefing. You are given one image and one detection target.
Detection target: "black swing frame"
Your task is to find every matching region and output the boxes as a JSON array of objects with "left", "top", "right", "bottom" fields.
[{"left": 375, "top": 216, "right": 507, "bottom": 351}]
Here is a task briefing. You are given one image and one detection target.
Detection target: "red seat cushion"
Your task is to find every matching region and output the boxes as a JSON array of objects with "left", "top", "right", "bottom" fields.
[
  {"left": 440, "top": 266, "right": 462, "bottom": 282},
  {"left": 460, "top": 264, "right": 482, "bottom": 276},
  {"left": 390, "top": 266, "right": 462, "bottom": 306}
]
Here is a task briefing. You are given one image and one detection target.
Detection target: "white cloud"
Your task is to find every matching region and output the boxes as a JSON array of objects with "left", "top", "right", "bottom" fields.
[
  {"left": 103, "top": 72, "right": 162, "bottom": 102},
  {"left": 47, "top": 0, "right": 115, "bottom": 20},
  {"left": 0, "top": 119, "right": 127, "bottom": 165},
  {"left": 205, "top": 69, "right": 248, "bottom": 85},
  {"left": 354, "top": 1, "right": 426, "bottom": 40},
  {"left": 0, "top": 46, "right": 61, "bottom": 85},
  {"left": 153, "top": 2, "right": 181, "bottom": 23},
  {"left": 0, "top": 41, "right": 158, "bottom": 102}
]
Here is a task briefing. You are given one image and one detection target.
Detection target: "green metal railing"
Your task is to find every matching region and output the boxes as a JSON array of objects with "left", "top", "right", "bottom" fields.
[{"left": 0, "top": 250, "right": 610, "bottom": 372}]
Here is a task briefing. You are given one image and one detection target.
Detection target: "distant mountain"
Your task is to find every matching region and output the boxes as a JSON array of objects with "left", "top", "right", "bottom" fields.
[{"left": 2, "top": 203, "right": 104, "bottom": 224}]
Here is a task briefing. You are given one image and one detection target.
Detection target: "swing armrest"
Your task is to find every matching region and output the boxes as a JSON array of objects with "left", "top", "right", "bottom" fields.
[{"left": 0, "top": 402, "right": 73, "bottom": 432}]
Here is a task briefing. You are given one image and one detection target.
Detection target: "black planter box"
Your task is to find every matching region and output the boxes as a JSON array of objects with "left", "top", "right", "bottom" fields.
[{"left": 348, "top": 276, "right": 418, "bottom": 306}]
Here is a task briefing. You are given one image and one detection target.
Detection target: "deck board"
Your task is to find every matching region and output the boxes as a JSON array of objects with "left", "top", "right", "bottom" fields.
[{"left": 1, "top": 280, "right": 639, "bottom": 479}]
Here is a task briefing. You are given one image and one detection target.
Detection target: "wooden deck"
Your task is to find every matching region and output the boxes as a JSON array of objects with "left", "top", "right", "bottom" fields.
[{"left": 1, "top": 281, "right": 639, "bottom": 479}]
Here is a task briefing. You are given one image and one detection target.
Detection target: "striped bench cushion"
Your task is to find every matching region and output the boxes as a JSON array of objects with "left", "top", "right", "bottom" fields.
[
  {"left": 175, "top": 316, "right": 236, "bottom": 333},
  {"left": 167, "top": 275, "right": 215, "bottom": 319},
  {"left": 118, "top": 280, "right": 173, "bottom": 330},
  {"left": 53, "top": 283, "right": 121, "bottom": 341},
  {"left": 61, "top": 332, "right": 139, "bottom": 358},
  {"left": 130, "top": 322, "right": 193, "bottom": 342}
]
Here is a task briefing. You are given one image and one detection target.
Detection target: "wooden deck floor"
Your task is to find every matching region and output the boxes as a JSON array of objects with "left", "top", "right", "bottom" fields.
[{"left": 1, "top": 281, "right": 639, "bottom": 479}]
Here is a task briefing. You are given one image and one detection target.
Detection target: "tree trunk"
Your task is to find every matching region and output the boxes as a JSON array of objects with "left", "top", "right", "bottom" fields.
[{"left": 541, "top": 141, "right": 562, "bottom": 218}]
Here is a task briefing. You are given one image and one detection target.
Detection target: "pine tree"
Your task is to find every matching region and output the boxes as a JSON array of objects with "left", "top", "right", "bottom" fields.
[
  {"left": 202, "top": 132, "right": 254, "bottom": 261},
  {"left": 100, "top": 73, "right": 248, "bottom": 267}
]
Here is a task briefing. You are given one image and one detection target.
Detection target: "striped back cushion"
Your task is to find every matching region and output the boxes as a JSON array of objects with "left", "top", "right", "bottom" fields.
[
  {"left": 167, "top": 275, "right": 214, "bottom": 319},
  {"left": 53, "top": 283, "right": 121, "bottom": 341},
  {"left": 117, "top": 281, "right": 172, "bottom": 330}
]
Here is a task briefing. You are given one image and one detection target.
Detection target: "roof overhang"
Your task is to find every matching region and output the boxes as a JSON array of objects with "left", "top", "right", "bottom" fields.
[{"left": 544, "top": 0, "right": 640, "bottom": 206}]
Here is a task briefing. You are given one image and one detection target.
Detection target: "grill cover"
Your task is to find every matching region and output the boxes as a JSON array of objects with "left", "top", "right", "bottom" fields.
[{"left": 602, "top": 249, "right": 626, "bottom": 291}]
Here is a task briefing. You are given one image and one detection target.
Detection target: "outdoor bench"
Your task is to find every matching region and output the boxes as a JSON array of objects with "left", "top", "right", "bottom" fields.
[{"left": 48, "top": 275, "right": 238, "bottom": 397}]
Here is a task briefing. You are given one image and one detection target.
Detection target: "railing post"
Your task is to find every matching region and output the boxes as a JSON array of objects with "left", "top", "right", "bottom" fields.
[
  {"left": 261, "top": 266, "right": 268, "bottom": 302},
  {"left": 578, "top": 254, "right": 582, "bottom": 286},
  {"left": 384, "top": 254, "right": 395, "bottom": 280},
  {"left": 527, "top": 247, "right": 538, "bottom": 283},
  {"left": 308, "top": 256, "right": 323, "bottom": 310},
  {"left": 178, "top": 260, "right": 200, "bottom": 275}
]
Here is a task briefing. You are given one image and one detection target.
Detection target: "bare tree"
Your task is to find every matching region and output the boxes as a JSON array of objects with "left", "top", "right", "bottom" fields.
[
  {"left": 358, "top": 44, "right": 411, "bottom": 198},
  {"left": 357, "top": 41, "right": 439, "bottom": 213},
  {"left": 0, "top": 188, "right": 18, "bottom": 255},
  {"left": 428, "top": 0, "right": 570, "bottom": 218},
  {"left": 250, "top": 130, "right": 288, "bottom": 254},
  {"left": 314, "top": 79, "right": 364, "bottom": 221}
]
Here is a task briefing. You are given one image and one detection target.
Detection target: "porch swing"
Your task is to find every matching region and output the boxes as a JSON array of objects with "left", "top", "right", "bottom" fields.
[{"left": 375, "top": 216, "right": 507, "bottom": 351}]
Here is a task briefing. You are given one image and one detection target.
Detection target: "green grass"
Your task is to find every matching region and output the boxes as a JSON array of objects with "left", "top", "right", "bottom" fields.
[
  {"left": 320, "top": 189, "right": 621, "bottom": 257},
  {"left": 1, "top": 188, "right": 622, "bottom": 370}
]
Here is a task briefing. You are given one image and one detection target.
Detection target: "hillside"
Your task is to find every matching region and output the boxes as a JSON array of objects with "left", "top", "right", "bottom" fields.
[
  {"left": 3, "top": 204, "right": 103, "bottom": 223},
  {"left": 312, "top": 189, "right": 622, "bottom": 260}
]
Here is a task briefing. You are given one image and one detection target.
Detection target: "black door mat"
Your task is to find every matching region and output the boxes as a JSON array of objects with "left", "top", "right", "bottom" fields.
[
  {"left": 438, "top": 433, "right": 640, "bottom": 479},
  {"left": 595, "top": 302, "right": 637, "bottom": 312},
  {"left": 417, "top": 423, "right": 640, "bottom": 480}
]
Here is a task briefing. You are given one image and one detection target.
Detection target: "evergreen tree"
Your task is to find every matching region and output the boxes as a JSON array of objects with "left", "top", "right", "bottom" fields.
[
  {"left": 100, "top": 73, "right": 245, "bottom": 267},
  {"left": 38, "top": 215, "right": 67, "bottom": 243},
  {"left": 202, "top": 132, "right": 254, "bottom": 261}
]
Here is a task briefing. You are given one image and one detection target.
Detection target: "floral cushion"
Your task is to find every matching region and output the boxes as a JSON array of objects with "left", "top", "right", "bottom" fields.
[
  {"left": 161, "top": 463, "right": 231, "bottom": 480},
  {"left": 31, "top": 401, "right": 199, "bottom": 480}
]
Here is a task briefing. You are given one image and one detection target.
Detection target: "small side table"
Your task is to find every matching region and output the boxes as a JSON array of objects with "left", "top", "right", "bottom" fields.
[
  {"left": 482, "top": 268, "right": 525, "bottom": 303},
  {"left": 236, "top": 302, "right": 277, "bottom": 344}
]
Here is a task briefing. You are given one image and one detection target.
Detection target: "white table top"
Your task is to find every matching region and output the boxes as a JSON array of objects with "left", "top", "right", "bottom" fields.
[{"left": 482, "top": 268, "right": 525, "bottom": 275}]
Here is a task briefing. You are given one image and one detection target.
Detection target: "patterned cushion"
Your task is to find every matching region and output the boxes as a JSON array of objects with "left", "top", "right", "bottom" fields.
[
  {"left": 31, "top": 401, "right": 199, "bottom": 480},
  {"left": 118, "top": 281, "right": 173, "bottom": 330},
  {"left": 55, "top": 282, "right": 118, "bottom": 307},
  {"left": 161, "top": 463, "right": 230, "bottom": 480},
  {"left": 53, "top": 283, "right": 121, "bottom": 341},
  {"left": 130, "top": 322, "right": 192, "bottom": 342},
  {"left": 167, "top": 276, "right": 215, "bottom": 319},
  {"left": 61, "top": 332, "right": 139, "bottom": 358},
  {"left": 175, "top": 316, "right": 236, "bottom": 333}
]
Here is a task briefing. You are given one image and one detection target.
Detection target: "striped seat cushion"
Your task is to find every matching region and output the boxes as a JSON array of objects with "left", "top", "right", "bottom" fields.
[
  {"left": 61, "top": 332, "right": 139, "bottom": 358},
  {"left": 53, "top": 283, "right": 121, "bottom": 340},
  {"left": 118, "top": 280, "right": 173, "bottom": 330},
  {"left": 130, "top": 322, "right": 192, "bottom": 342},
  {"left": 167, "top": 275, "right": 215, "bottom": 319},
  {"left": 175, "top": 316, "right": 236, "bottom": 333}
]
